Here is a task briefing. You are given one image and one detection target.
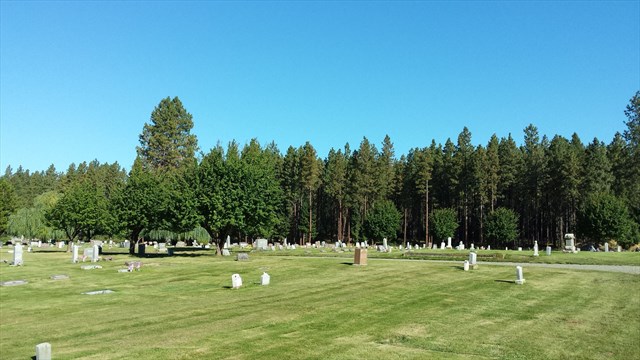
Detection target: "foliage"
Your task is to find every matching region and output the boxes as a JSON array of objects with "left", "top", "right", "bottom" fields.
[
  {"left": 430, "top": 208, "right": 458, "bottom": 241},
  {"left": 137, "top": 96, "right": 198, "bottom": 171},
  {"left": 0, "top": 178, "right": 17, "bottom": 235},
  {"left": 485, "top": 207, "right": 520, "bottom": 244},
  {"left": 364, "top": 200, "right": 401, "bottom": 240},
  {"left": 578, "top": 192, "right": 634, "bottom": 246}
]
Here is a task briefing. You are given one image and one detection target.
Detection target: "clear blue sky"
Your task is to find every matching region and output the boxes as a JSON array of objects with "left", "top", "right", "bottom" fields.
[{"left": 1, "top": 1, "right": 638, "bottom": 173}]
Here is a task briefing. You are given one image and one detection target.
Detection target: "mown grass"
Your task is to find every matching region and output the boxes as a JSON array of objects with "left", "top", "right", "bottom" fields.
[{"left": 1, "top": 248, "right": 639, "bottom": 359}]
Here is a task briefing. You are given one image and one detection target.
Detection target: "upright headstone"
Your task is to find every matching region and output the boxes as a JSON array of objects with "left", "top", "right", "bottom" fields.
[
  {"left": 487, "top": 245, "right": 491, "bottom": 250},
  {"left": 383, "top": 238, "right": 388, "bottom": 250},
  {"left": 225, "top": 235, "right": 231, "bottom": 249},
  {"left": 35, "top": 342, "right": 51, "bottom": 360},
  {"left": 564, "top": 233, "right": 576, "bottom": 252},
  {"left": 222, "top": 249, "right": 231, "bottom": 256},
  {"left": 261, "top": 272, "right": 270, "bottom": 285},
  {"left": 72, "top": 245, "right": 79, "bottom": 263},
  {"left": 515, "top": 266, "right": 525, "bottom": 285},
  {"left": 440, "top": 242, "right": 445, "bottom": 249},
  {"left": 533, "top": 241, "right": 539, "bottom": 257},
  {"left": 138, "top": 243, "right": 146, "bottom": 257},
  {"left": 463, "top": 260, "right": 469, "bottom": 271},
  {"left": 432, "top": 243, "right": 437, "bottom": 249},
  {"left": 470, "top": 243, "right": 475, "bottom": 250},
  {"left": 232, "top": 274, "right": 242, "bottom": 289},
  {"left": 414, "top": 244, "right": 419, "bottom": 250},
  {"left": 469, "top": 252, "right": 477, "bottom": 265},
  {"left": 459, "top": 241, "right": 465, "bottom": 250},
  {"left": 447, "top": 237, "right": 452, "bottom": 249},
  {"left": 546, "top": 246, "right": 552, "bottom": 256},
  {"left": 517, "top": 247, "right": 522, "bottom": 251},
  {"left": 355, "top": 242, "right": 361, "bottom": 249},
  {"left": 604, "top": 243, "right": 609, "bottom": 252},
  {"left": 617, "top": 245, "right": 622, "bottom": 253},
  {"left": 354, "top": 248, "right": 368, "bottom": 266},
  {"left": 13, "top": 244, "right": 23, "bottom": 266},
  {"left": 255, "top": 238, "right": 268, "bottom": 250},
  {"left": 92, "top": 244, "right": 99, "bottom": 262}
]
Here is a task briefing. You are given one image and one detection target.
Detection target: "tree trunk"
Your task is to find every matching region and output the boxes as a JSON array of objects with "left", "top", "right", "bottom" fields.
[
  {"left": 425, "top": 179, "right": 429, "bottom": 246},
  {"left": 337, "top": 200, "right": 343, "bottom": 241},
  {"left": 403, "top": 207, "right": 408, "bottom": 248},
  {"left": 308, "top": 189, "right": 313, "bottom": 243}
]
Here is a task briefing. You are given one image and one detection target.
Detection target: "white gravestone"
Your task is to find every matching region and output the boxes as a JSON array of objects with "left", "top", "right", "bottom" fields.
[
  {"left": 440, "top": 242, "right": 445, "bottom": 249},
  {"left": 261, "top": 272, "right": 270, "bottom": 286},
  {"left": 432, "top": 243, "right": 437, "bottom": 249},
  {"left": 255, "top": 238, "right": 268, "bottom": 250},
  {"left": 515, "top": 266, "right": 525, "bottom": 285},
  {"left": 13, "top": 244, "right": 23, "bottom": 266},
  {"left": 383, "top": 238, "right": 388, "bottom": 250},
  {"left": 469, "top": 252, "right": 477, "bottom": 265},
  {"left": 617, "top": 246, "right": 622, "bottom": 252},
  {"left": 564, "top": 233, "right": 576, "bottom": 252},
  {"left": 470, "top": 243, "right": 475, "bottom": 250},
  {"left": 517, "top": 247, "right": 522, "bottom": 251},
  {"left": 35, "top": 342, "right": 52, "bottom": 360},
  {"left": 463, "top": 260, "right": 469, "bottom": 271},
  {"left": 232, "top": 274, "right": 242, "bottom": 289},
  {"left": 72, "top": 245, "right": 79, "bottom": 263},
  {"left": 222, "top": 249, "right": 230, "bottom": 256},
  {"left": 92, "top": 244, "right": 99, "bottom": 262},
  {"left": 458, "top": 241, "right": 465, "bottom": 250},
  {"left": 487, "top": 245, "right": 491, "bottom": 250},
  {"left": 546, "top": 246, "right": 552, "bottom": 256},
  {"left": 604, "top": 243, "right": 609, "bottom": 252},
  {"left": 415, "top": 244, "right": 419, "bottom": 250},
  {"left": 447, "top": 237, "right": 452, "bottom": 249},
  {"left": 533, "top": 241, "right": 539, "bottom": 257}
]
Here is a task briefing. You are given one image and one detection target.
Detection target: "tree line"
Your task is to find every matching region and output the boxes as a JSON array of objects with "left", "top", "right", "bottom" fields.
[{"left": 1, "top": 93, "right": 638, "bottom": 254}]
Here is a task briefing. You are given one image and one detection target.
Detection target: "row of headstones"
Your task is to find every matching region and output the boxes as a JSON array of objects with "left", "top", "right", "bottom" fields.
[{"left": 231, "top": 272, "right": 270, "bottom": 288}]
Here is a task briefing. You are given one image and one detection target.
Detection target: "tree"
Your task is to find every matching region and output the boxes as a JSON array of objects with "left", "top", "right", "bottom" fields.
[
  {"left": 323, "top": 148, "right": 348, "bottom": 241},
  {"left": 137, "top": 96, "right": 198, "bottom": 172},
  {"left": 581, "top": 138, "right": 613, "bottom": 196},
  {"left": 485, "top": 208, "right": 520, "bottom": 246},
  {"left": 578, "top": 193, "right": 634, "bottom": 246},
  {"left": 364, "top": 200, "right": 401, "bottom": 241},
  {"left": 300, "top": 142, "right": 321, "bottom": 243},
  {"left": 430, "top": 208, "right": 458, "bottom": 242},
  {"left": 0, "top": 178, "right": 17, "bottom": 235}
]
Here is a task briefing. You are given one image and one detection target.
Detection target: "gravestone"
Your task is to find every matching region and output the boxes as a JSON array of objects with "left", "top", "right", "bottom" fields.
[
  {"left": 138, "top": 243, "right": 146, "bottom": 257},
  {"left": 225, "top": 235, "right": 231, "bottom": 248},
  {"left": 81, "top": 265, "right": 102, "bottom": 270},
  {"left": 222, "top": 249, "right": 230, "bottom": 256},
  {"left": 604, "top": 243, "right": 609, "bottom": 252},
  {"left": 355, "top": 242, "right": 361, "bottom": 249},
  {"left": 487, "top": 245, "right": 491, "bottom": 250},
  {"left": 617, "top": 246, "right": 622, "bottom": 252},
  {"left": 13, "top": 244, "right": 23, "bottom": 266},
  {"left": 50, "top": 275, "right": 69, "bottom": 280},
  {"left": 415, "top": 244, "right": 419, "bottom": 250},
  {"left": 447, "top": 237, "right": 452, "bottom": 249},
  {"left": 83, "top": 289, "right": 114, "bottom": 295},
  {"left": 432, "top": 243, "right": 437, "bottom": 249},
  {"left": 158, "top": 243, "right": 167, "bottom": 252},
  {"left": 291, "top": 244, "right": 296, "bottom": 250},
  {"left": 440, "top": 242, "right": 445, "bottom": 249},
  {"left": 515, "top": 266, "right": 525, "bottom": 285},
  {"left": 399, "top": 245, "right": 403, "bottom": 250},
  {"left": 354, "top": 248, "right": 367, "bottom": 266},
  {"left": 517, "top": 247, "right": 522, "bottom": 251},
  {"left": 407, "top": 242, "right": 411, "bottom": 249},
  {"left": 458, "top": 241, "right": 465, "bottom": 250},
  {"left": 232, "top": 274, "right": 242, "bottom": 289},
  {"left": 564, "top": 233, "right": 576, "bottom": 252},
  {"left": 236, "top": 253, "right": 249, "bottom": 261},
  {"left": 470, "top": 243, "right": 475, "bottom": 250},
  {"left": 176, "top": 241, "right": 186, "bottom": 247},
  {"left": 468, "top": 252, "right": 478, "bottom": 270},
  {"left": 463, "top": 260, "right": 469, "bottom": 271},
  {"left": 0, "top": 280, "right": 28, "bottom": 286},
  {"left": 255, "top": 238, "right": 268, "bottom": 250},
  {"left": 92, "top": 244, "right": 99, "bottom": 262},
  {"left": 35, "top": 342, "right": 51, "bottom": 360},
  {"left": 72, "top": 245, "right": 79, "bottom": 263},
  {"left": 57, "top": 241, "right": 64, "bottom": 249},
  {"left": 546, "top": 246, "right": 552, "bottom": 256},
  {"left": 533, "top": 241, "right": 539, "bottom": 257},
  {"left": 261, "top": 272, "right": 270, "bottom": 285}
]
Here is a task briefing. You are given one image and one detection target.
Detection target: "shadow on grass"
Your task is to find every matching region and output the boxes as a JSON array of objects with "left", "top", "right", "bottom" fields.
[
  {"left": 494, "top": 279, "right": 516, "bottom": 284},
  {"left": 340, "top": 262, "right": 354, "bottom": 266}
]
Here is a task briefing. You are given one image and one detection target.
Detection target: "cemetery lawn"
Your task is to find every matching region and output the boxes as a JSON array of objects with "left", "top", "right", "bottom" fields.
[{"left": 1, "top": 249, "right": 639, "bottom": 360}]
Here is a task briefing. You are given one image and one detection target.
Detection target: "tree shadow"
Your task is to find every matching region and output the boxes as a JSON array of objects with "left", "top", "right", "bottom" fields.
[{"left": 340, "top": 262, "right": 354, "bottom": 266}]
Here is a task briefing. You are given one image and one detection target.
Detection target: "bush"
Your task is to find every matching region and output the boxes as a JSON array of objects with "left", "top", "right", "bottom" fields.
[
  {"left": 485, "top": 208, "right": 519, "bottom": 244},
  {"left": 430, "top": 208, "right": 458, "bottom": 241},
  {"left": 364, "top": 200, "right": 401, "bottom": 241}
]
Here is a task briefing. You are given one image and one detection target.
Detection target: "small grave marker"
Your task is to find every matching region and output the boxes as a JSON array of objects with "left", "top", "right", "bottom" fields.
[
  {"left": 261, "top": 272, "right": 270, "bottom": 285},
  {"left": 232, "top": 274, "right": 242, "bottom": 289},
  {"left": 515, "top": 266, "right": 525, "bottom": 285},
  {"left": 35, "top": 342, "right": 51, "bottom": 360}
]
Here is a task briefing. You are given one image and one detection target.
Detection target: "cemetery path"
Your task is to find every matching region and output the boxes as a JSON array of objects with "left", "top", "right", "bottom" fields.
[
  {"left": 282, "top": 256, "right": 640, "bottom": 274},
  {"left": 473, "top": 261, "right": 640, "bottom": 274}
]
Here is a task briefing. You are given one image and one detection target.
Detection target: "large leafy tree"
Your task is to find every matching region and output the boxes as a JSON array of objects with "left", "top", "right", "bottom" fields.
[
  {"left": 485, "top": 207, "right": 520, "bottom": 246},
  {"left": 430, "top": 208, "right": 458, "bottom": 242},
  {"left": 364, "top": 200, "right": 401, "bottom": 241},
  {"left": 578, "top": 192, "right": 634, "bottom": 246},
  {"left": 137, "top": 96, "right": 198, "bottom": 172}
]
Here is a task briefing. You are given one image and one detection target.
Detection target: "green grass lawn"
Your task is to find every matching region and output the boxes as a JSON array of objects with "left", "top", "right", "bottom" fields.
[{"left": 1, "top": 248, "right": 639, "bottom": 359}]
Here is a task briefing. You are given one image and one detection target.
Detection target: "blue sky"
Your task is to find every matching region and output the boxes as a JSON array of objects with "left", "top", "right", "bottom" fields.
[{"left": 1, "top": 1, "right": 638, "bottom": 172}]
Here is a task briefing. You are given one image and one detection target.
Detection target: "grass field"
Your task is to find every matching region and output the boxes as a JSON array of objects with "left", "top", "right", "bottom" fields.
[{"left": 1, "top": 248, "right": 639, "bottom": 359}]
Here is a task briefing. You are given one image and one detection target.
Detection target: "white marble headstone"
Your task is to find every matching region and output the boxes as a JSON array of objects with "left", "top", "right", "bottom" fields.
[
  {"left": 13, "top": 244, "right": 23, "bottom": 266},
  {"left": 232, "top": 274, "right": 242, "bottom": 289},
  {"left": 261, "top": 272, "right": 270, "bottom": 286},
  {"left": 515, "top": 266, "right": 525, "bottom": 285},
  {"left": 35, "top": 342, "right": 51, "bottom": 360}
]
